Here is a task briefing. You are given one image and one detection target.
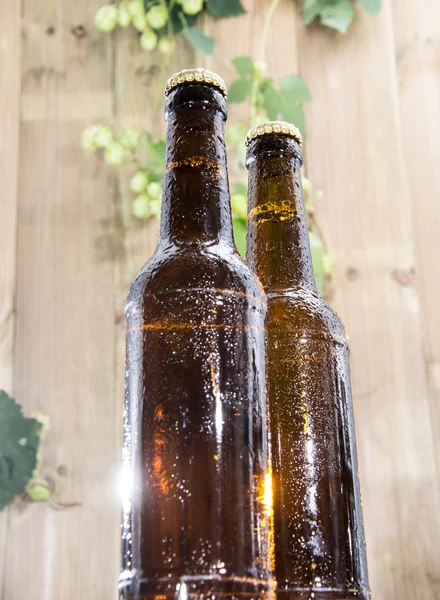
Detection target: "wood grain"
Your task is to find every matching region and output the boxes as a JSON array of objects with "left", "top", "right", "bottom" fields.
[
  {"left": 1, "top": 1, "right": 439, "bottom": 599},
  {"left": 2, "top": 2, "right": 119, "bottom": 599},
  {"left": 297, "top": 2, "right": 440, "bottom": 599},
  {"left": 0, "top": 0, "right": 20, "bottom": 399},
  {"left": 391, "top": 0, "right": 440, "bottom": 474},
  {"left": 0, "top": 0, "right": 21, "bottom": 593}
]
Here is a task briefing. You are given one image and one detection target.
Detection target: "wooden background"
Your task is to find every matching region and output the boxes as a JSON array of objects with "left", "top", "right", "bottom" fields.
[{"left": 1, "top": 1, "right": 439, "bottom": 598}]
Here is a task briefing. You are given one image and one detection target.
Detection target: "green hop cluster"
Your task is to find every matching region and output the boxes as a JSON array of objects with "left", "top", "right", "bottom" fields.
[
  {"left": 127, "top": 0, "right": 144, "bottom": 17},
  {"left": 25, "top": 478, "right": 53, "bottom": 503},
  {"left": 158, "top": 36, "right": 176, "bottom": 55},
  {"left": 94, "top": 4, "right": 119, "bottom": 32},
  {"left": 94, "top": 2, "right": 176, "bottom": 55},
  {"left": 146, "top": 5, "right": 168, "bottom": 29},
  {"left": 118, "top": 125, "right": 140, "bottom": 150},
  {"left": 177, "top": 0, "right": 204, "bottom": 15},
  {"left": 81, "top": 125, "right": 113, "bottom": 152},
  {"left": 140, "top": 29, "right": 158, "bottom": 50},
  {"left": 130, "top": 172, "right": 163, "bottom": 219},
  {"left": 118, "top": 4, "right": 131, "bottom": 26},
  {"left": 104, "top": 142, "right": 125, "bottom": 166},
  {"left": 81, "top": 124, "right": 143, "bottom": 166}
]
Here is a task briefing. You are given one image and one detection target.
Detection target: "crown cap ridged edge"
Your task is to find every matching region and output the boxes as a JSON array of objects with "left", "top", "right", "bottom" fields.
[
  {"left": 245, "top": 120, "right": 302, "bottom": 147},
  {"left": 165, "top": 68, "right": 227, "bottom": 99}
]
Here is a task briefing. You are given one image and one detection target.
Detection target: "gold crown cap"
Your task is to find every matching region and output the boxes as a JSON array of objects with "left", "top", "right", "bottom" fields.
[
  {"left": 165, "top": 68, "right": 227, "bottom": 99},
  {"left": 245, "top": 121, "right": 303, "bottom": 147}
]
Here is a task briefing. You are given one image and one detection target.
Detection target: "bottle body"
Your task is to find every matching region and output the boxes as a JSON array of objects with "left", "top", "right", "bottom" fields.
[
  {"left": 246, "top": 132, "right": 370, "bottom": 600},
  {"left": 267, "top": 291, "right": 369, "bottom": 600},
  {"left": 120, "top": 81, "right": 270, "bottom": 600}
]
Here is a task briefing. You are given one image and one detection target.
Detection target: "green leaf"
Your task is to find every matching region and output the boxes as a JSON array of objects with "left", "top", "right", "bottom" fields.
[
  {"left": 0, "top": 391, "right": 42, "bottom": 510},
  {"left": 227, "top": 78, "right": 253, "bottom": 103},
  {"left": 206, "top": 0, "right": 246, "bottom": 18},
  {"left": 262, "top": 84, "right": 282, "bottom": 120},
  {"left": 152, "top": 139, "right": 166, "bottom": 157},
  {"left": 232, "top": 217, "right": 247, "bottom": 258},
  {"left": 320, "top": 0, "right": 355, "bottom": 33},
  {"left": 183, "top": 26, "right": 215, "bottom": 55},
  {"left": 302, "top": 0, "right": 322, "bottom": 25},
  {"left": 232, "top": 56, "right": 254, "bottom": 77},
  {"left": 280, "top": 102, "right": 306, "bottom": 137},
  {"left": 233, "top": 182, "right": 248, "bottom": 196},
  {"left": 145, "top": 135, "right": 166, "bottom": 173},
  {"left": 356, "top": 0, "right": 381, "bottom": 15},
  {"left": 279, "top": 74, "right": 311, "bottom": 102},
  {"left": 308, "top": 230, "right": 326, "bottom": 294}
]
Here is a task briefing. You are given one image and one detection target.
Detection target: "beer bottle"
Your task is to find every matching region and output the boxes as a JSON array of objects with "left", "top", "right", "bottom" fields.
[
  {"left": 245, "top": 122, "right": 371, "bottom": 600},
  {"left": 120, "top": 70, "right": 270, "bottom": 600}
]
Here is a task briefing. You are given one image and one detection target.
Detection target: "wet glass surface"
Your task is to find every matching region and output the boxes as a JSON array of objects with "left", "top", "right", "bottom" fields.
[
  {"left": 120, "top": 84, "right": 271, "bottom": 600},
  {"left": 246, "top": 135, "right": 370, "bottom": 600}
]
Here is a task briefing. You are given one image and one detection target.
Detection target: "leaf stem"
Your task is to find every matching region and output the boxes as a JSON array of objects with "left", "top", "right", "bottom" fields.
[
  {"left": 260, "top": 0, "right": 281, "bottom": 60},
  {"left": 249, "top": 0, "right": 281, "bottom": 124}
]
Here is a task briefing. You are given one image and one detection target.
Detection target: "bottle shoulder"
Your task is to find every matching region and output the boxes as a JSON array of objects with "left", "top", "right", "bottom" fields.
[
  {"left": 266, "top": 287, "right": 346, "bottom": 341},
  {"left": 127, "top": 242, "right": 265, "bottom": 306}
]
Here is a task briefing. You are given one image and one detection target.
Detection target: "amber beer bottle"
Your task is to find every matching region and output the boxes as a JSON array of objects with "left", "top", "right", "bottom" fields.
[
  {"left": 246, "top": 122, "right": 370, "bottom": 600},
  {"left": 120, "top": 70, "right": 270, "bottom": 600}
]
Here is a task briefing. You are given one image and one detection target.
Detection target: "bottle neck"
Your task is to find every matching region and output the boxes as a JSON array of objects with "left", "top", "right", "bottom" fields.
[
  {"left": 159, "top": 85, "right": 234, "bottom": 248},
  {"left": 246, "top": 136, "right": 316, "bottom": 291}
]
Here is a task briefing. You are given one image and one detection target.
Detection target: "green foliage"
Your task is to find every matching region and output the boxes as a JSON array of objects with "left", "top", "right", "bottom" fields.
[
  {"left": 0, "top": 391, "right": 42, "bottom": 510},
  {"left": 146, "top": 5, "right": 168, "bottom": 29},
  {"left": 86, "top": 0, "right": 336, "bottom": 291},
  {"left": 144, "top": 134, "right": 166, "bottom": 177},
  {"left": 356, "top": 0, "right": 381, "bottom": 15},
  {"left": 183, "top": 26, "right": 215, "bottom": 55},
  {"left": 301, "top": 0, "right": 381, "bottom": 33},
  {"left": 95, "top": 4, "right": 119, "bottom": 32},
  {"left": 232, "top": 217, "right": 247, "bottom": 257},
  {"left": 25, "top": 477, "right": 53, "bottom": 502},
  {"left": 93, "top": 0, "right": 381, "bottom": 59},
  {"left": 158, "top": 5, "right": 197, "bottom": 34},
  {"left": 228, "top": 78, "right": 253, "bottom": 103},
  {"left": 228, "top": 56, "right": 311, "bottom": 137},
  {"left": 231, "top": 56, "right": 254, "bottom": 77},
  {"left": 181, "top": 0, "right": 204, "bottom": 16},
  {"left": 206, "top": 0, "right": 246, "bottom": 18},
  {"left": 94, "top": 0, "right": 247, "bottom": 55},
  {"left": 80, "top": 55, "right": 323, "bottom": 274}
]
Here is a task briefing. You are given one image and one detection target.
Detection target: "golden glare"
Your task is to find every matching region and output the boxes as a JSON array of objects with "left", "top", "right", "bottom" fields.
[{"left": 263, "top": 471, "right": 274, "bottom": 514}]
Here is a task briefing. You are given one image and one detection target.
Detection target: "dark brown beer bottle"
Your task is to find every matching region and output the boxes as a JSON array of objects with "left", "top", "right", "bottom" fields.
[
  {"left": 120, "top": 70, "right": 270, "bottom": 600},
  {"left": 246, "top": 122, "right": 370, "bottom": 600}
]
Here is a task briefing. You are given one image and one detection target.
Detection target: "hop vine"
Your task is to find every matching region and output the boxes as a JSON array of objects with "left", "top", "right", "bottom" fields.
[{"left": 80, "top": 0, "right": 383, "bottom": 293}]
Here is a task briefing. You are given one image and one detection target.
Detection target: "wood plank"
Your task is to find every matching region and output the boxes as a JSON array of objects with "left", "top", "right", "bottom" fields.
[
  {"left": 0, "top": 0, "right": 20, "bottom": 402},
  {"left": 297, "top": 2, "right": 440, "bottom": 599},
  {"left": 0, "top": 0, "right": 21, "bottom": 593},
  {"left": 391, "top": 0, "right": 440, "bottom": 473},
  {"left": 3, "top": 2, "right": 119, "bottom": 599}
]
